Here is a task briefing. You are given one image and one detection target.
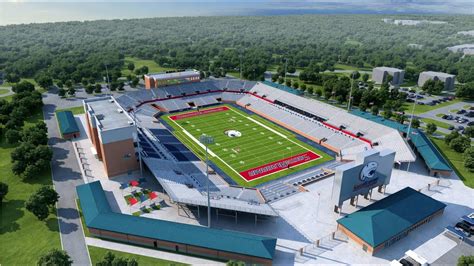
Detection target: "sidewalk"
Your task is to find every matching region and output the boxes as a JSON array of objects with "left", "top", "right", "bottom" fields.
[{"left": 85, "top": 237, "right": 224, "bottom": 265}]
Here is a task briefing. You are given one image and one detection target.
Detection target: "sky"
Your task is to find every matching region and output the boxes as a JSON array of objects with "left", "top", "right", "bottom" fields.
[{"left": 0, "top": 0, "right": 472, "bottom": 26}]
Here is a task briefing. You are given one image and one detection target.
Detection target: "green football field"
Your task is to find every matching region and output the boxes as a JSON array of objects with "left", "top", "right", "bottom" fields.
[{"left": 163, "top": 105, "right": 332, "bottom": 187}]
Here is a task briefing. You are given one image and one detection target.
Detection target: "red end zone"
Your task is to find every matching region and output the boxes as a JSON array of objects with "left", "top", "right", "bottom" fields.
[
  {"left": 169, "top": 106, "right": 230, "bottom": 121},
  {"left": 239, "top": 151, "right": 321, "bottom": 181}
]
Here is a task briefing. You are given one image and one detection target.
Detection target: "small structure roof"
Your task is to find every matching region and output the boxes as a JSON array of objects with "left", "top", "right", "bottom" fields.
[
  {"left": 337, "top": 187, "right": 446, "bottom": 247},
  {"left": 77, "top": 181, "right": 277, "bottom": 260},
  {"left": 56, "top": 110, "right": 79, "bottom": 135}
]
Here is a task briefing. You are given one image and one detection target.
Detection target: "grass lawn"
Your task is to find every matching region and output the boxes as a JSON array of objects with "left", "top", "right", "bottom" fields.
[
  {"left": 0, "top": 110, "right": 61, "bottom": 265},
  {"left": 430, "top": 137, "right": 474, "bottom": 188},
  {"left": 334, "top": 63, "right": 372, "bottom": 71},
  {"left": 122, "top": 57, "right": 174, "bottom": 76},
  {"left": 56, "top": 106, "right": 85, "bottom": 115},
  {"left": 402, "top": 99, "right": 462, "bottom": 115},
  {"left": 162, "top": 105, "right": 332, "bottom": 187},
  {"left": 400, "top": 81, "right": 417, "bottom": 87},
  {"left": 88, "top": 246, "right": 188, "bottom": 266},
  {"left": 0, "top": 88, "right": 9, "bottom": 95},
  {"left": 421, "top": 118, "right": 452, "bottom": 129}
]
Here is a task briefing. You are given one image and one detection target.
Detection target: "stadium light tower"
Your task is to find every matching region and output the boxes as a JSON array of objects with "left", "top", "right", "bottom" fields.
[
  {"left": 199, "top": 134, "right": 214, "bottom": 228},
  {"left": 405, "top": 97, "right": 417, "bottom": 173},
  {"left": 131, "top": 108, "right": 143, "bottom": 178},
  {"left": 104, "top": 63, "right": 111, "bottom": 97}
]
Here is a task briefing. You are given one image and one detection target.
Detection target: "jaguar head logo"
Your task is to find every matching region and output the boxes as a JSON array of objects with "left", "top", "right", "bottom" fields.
[{"left": 360, "top": 161, "right": 378, "bottom": 181}]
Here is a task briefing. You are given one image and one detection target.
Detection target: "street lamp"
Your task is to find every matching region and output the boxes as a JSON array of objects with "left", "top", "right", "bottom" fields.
[{"left": 199, "top": 134, "right": 214, "bottom": 228}]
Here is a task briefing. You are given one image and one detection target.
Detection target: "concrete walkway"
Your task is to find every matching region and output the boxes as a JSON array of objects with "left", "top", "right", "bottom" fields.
[
  {"left": 0, "top": 86, "right": 14, "bottom": 97},
  {"left": 85, "top": 237, "right": 224, "bottom": 265}
]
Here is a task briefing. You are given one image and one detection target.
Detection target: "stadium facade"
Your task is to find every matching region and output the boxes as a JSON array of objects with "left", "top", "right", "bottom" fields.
[{"left": 74, "top": 78, "right": 453, "bottom": 262}]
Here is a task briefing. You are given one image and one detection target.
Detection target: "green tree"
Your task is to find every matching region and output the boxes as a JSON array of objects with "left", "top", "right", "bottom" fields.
[
  {"left": 412, "top": 118, "right": 420, "bottom": 129},
  {"left": 445, "top": 130, "right": 460, "bottom": 145},
  {"left": 58, "top": 88, "right": 66, "bottom": 97},
  {"left": 463, "top": 126, "right": 474, "bottom": 138},
  {"left": 96, "top": 251, "right": 137, "bottom": 266},
  {"left": 277, "top": 77, "right": 284, "bottom": 84},
  {"left": 422, "top": 79, "right": 444, "bottom": 95},
  {"left": 37, "top": 249, "right": 73, "bottom": 266},
  {"left": 12, "top": 81, "right": 35, "bottom": 93},
  {"left": 0, "top": 182, "right": 8, "bottom": 202},
  {"left": 464, "top": 147, "right": 474, "bottom": 172},
  {"left": 94, "top": 84, "right": 102, "bottom": 93},
  {"left": 25, "top": 186, "right": 59, "bottom": 221},
  {"left": 285, "top": 79, "right": 291, "bottom": 87},
  {"left": 85, "top": 84, "right": 94, "bottom": 94},
  {"left": 314, "top": 87, "right": 322, "bottom": 97},
  {"left": 383, "top": 110, "right": 392, "bottom": 119},
  {"left": 371, "top": 106, "right": 379, "bottom": 116},
  {"left": 300, "top": 83, "right": 307, "bottom": 92},
  {"left": 362, "top": 73, "right": 369, "bottom": 82},
  {"left": 306, "top": 86, "right": 313, "bottom": 94},
  {"left": 81, "top": 77, "right": 89, "bottom": 87},
  {"left": 5, "top": 129, "right": 21, "bottom": 144},
  {"left": 227, "top": 260, "right": 246, "bottom": 266},
  {"left": 68, "top": 87, "right": 76, "bottom": 96},
  {"left": 426, "top": 123, "right": 437, "bottom": 135},
  {"left": 449, "top": 136, "right": 470, "bottom": 153},
  {"left": 22, "top": 122, "right": 48, "bottom": 145},
  {"left": 292, "top": 81, "right": 299, "bottom": 89},
  {"left": 35, "top": 74, "right": 53, "bottom": 89},
  {"left": 455, "top": 82, "right": 474, "bottom": 100},
  {"left": 131, "top": 77, "right": 139, "bottom": 88},
  {"left": 457, "top": 255, "right": 474, "bottom": 266},
  {"left": 56, "top": 81, "right": 63, "bottom": 88},
  {"left": 271, "top": 74, "right": 278, "bottom": 82},
  {"left": 65, "top": 80, "right": 73, "bottom": 89},
  {"left": 5, "top": 73, "right": 20, "bottom": 83},
  {"left": 127, "top": 62, "right": 135, "bottom": 71},
  {"left": 351, "top": 71, "right": 360, "bottom": 80}
]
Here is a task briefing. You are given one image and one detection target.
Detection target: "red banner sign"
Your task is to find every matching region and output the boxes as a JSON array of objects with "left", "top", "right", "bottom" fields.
[{"left": 239, "top": 151, "right": 321, "bottom": 181}]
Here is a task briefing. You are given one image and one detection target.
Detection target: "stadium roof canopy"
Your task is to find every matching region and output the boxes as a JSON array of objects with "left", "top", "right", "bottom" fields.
[
  {"left": 77, "top": 181, "right": 277, "bottom": 260},
  {"left": 146, "top": 70, "right": 200, "bottom": 80},
  {"left": 351, "top": 110, "right": 451, "bottom": 172},
  {"left": 56, "top": 110, "right": 79, "bottom": 135},
  {"left": 337, "top": 187, "right": 446, "bottom": 247}
]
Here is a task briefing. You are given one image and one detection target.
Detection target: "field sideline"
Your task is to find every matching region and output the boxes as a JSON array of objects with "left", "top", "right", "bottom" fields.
[{"left": 162, "top": 104, "right": 332, "bottom": 187}]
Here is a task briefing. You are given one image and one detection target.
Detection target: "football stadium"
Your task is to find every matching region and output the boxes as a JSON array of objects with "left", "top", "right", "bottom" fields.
[{"left": 75, "top": 73, "right": 456, "bottom": 264}]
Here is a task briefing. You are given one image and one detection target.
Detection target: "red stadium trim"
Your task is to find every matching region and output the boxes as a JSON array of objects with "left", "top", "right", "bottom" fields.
[
  {"left": 239, "top": 151, "right": 321, "bottom": 181},
  {"left": 169, "top": 106, "right": 230, "bottom": 120}
]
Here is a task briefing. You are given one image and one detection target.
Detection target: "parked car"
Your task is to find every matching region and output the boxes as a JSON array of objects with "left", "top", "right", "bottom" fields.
[
  {"left": 416, "top": 95, "right": 424, "bottom": 99},
  {"left": 448, "top": 125, "right": 455, "bottom": 130},
  {"left": 458, "top": 126, "right": 465, "bottom": 131},
  {"left": 455, "top": 222, "right": 473, "bottom": 237},
  {"left": 406, "top": 98, "right": 415, "bottom": 103},
  {"left": 465, "top": 111, "right": 474, "bottom": 117},
  {"left": 457, "top": 109, "right": 466, "bottom": 114},
  {"left": 419, "top": 91, "right": 426, "bottom": 95},
  {"left": 442, "top": 114, "right": 448, "bottom": 119},
  {"left": 468, "top": 121, "right": 474, "bottom": 126}
]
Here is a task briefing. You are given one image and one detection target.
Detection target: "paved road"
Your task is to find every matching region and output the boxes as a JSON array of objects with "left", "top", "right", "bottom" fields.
[{"left": 43, "top": 91, "right": 91, "bottom": 265}]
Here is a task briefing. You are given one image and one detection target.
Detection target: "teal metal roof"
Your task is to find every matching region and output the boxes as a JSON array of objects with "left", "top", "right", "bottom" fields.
[
  {"left": 56, "top": 111, "right": 79, "bottom": 135},
  {"left": 77, "top": 181, "right": 277, "bottom": 260},
  {"left": 337, "top": 187, "right": 446, "bottom": 247},
  {"left": 351, "top": 110, "right": 451, "bottom": 171}
]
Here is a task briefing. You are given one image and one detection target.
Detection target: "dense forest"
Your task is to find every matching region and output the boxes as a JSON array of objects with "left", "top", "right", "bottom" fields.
[{"left": 0, "top": 15, "right": 473, "bottom": 83}]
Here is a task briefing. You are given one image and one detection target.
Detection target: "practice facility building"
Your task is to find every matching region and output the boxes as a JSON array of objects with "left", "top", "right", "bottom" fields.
[
  {"left": 372, "top": 67, "right": 405, "bottom": 86},
  {"left": 144, "top": 70, "right": 200, "bottom": 89},
  {"left": 418, "top": 71, "right": 456, "bottom": 91},
  {"left": 56, "top": 110, "right": 80, "bottom": 139},
  {"left": 337, "top": 187, "right": 446, "bottom": 255},
  {"left": 77, "top": 181, "right": 277, "bottom": 264},
  {"left": 83, "top": 97, "right": 139, "bottom": 177}
]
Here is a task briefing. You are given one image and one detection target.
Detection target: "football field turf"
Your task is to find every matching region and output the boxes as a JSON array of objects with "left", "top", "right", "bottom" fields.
[{"left": 163, "top": 105, "right": 332, "bottom": 187}]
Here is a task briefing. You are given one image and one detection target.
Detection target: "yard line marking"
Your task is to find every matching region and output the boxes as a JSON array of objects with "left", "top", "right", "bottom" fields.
[
  {"left": 167, "top": 115, "right": 242, "bottom": 177},
  {"left": 229, "top": 107, "right": 316, "bottom": 154}
]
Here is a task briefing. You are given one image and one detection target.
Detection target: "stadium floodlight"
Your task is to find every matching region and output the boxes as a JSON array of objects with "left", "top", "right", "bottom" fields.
[{"left": 199, "top": 134, "right": 214, "bottom": 228}]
